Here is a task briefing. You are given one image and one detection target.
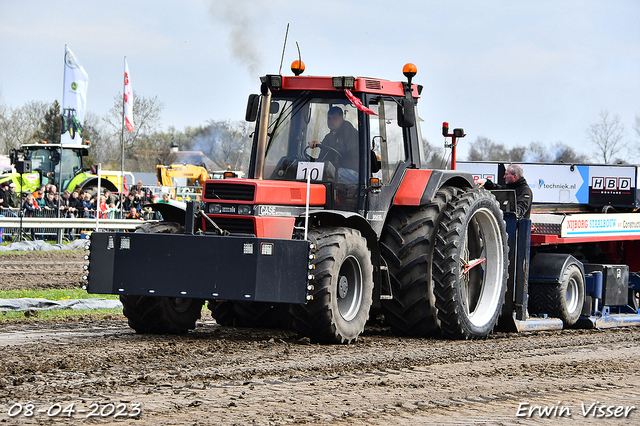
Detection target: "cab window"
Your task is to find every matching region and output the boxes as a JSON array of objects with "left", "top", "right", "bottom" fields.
[{"left": 368, "top": 97, "right": 406, "bottom": 184}]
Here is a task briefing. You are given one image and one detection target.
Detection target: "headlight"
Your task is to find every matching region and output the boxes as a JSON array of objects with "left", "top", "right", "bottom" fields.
[
  {"left": 208, "top": 204, "right": 221, "bottom": 214},
  {"left": 238, "top": 205, "right": 252, "bottom": 215}
]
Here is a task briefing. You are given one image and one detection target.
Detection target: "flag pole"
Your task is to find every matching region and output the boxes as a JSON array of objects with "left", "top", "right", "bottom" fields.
[{"left": 120, "top": 56, "right": 126, "bottom": 217}]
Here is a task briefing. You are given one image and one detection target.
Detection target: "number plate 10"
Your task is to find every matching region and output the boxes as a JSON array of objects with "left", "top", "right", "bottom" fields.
[{"left": 296, "top": 162, "right": 324, "bottom": 181}]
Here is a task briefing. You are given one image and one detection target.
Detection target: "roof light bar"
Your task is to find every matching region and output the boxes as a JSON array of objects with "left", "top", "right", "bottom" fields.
[{"left": 332, "top": 76, "right": 356, "bottom": 90}]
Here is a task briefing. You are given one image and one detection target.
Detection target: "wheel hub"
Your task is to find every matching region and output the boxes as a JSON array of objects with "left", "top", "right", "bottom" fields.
[{"left": 338, "top": 276, "right": 349, "bottom": 299}]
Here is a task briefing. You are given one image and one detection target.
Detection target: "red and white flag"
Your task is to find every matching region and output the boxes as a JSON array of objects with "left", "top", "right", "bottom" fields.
[
  {"left": 124, "top": 59, "right": 134, "bottom": 131},
  {"left": 344, "top": 89, "right": 377, "bottom": 116}
]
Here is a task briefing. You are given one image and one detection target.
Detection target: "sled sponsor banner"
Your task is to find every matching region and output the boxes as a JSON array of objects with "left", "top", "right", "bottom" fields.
[
  {"left": 588, "top": 165, "right": 636, "bottom": 206},
  {"left": 562, "top": 213, "right": 640, "bottom": 238},
  {"left": 458, "top": 162, "right": 498, "bottom": 184},
  {"left": 458, "top": 162, "right": 637, "bottom": 207},
  {"left": 61, "top": 45, "right": 89, "bottom": 146}
]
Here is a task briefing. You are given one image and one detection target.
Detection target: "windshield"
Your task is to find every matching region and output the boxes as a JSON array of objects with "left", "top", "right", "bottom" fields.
[
  {"left": 262, "top": 95, "right": 360, "bottom": 183},
  {"left": 24, "top": 147, "right": 82, "bottom": 189}
]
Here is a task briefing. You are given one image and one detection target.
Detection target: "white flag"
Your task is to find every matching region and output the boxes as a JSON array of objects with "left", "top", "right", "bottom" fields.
[
  {"left": 124, "top": 59, "right": 134, "bottom": 131},
  {"left": 61, "top": 45, "right": 89, "bottom": 145}
]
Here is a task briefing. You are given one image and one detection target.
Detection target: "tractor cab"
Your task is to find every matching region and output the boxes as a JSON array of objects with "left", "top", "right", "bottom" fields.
[
  {"left": 247, "top": 63, "right": 427, "bottom": 219},
  {"left": 22, "top": 143, "right": 87, "bottom": 190}
]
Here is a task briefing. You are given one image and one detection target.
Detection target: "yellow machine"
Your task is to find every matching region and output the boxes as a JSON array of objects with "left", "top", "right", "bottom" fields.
[{"left": 156, "top": 164, "right": 210, "bottom": 201}]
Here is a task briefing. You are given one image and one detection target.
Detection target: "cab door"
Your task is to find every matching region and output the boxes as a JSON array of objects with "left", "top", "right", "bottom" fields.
[{"left": 364, "top": 96, "right": 409, "bottom": 236}]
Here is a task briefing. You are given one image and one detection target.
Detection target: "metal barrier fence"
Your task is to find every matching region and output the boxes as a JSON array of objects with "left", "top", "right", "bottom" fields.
[{"left": 0, "top": 207, "right": 148, "bottom": 242}]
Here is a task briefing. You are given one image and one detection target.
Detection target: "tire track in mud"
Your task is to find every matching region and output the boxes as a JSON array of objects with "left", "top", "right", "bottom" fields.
[
  {"left": 1, "top": 251, "right": 640, "bottom": 425},
  {"left": 0, "top": 321, "right": 639, "bottom": 425}
]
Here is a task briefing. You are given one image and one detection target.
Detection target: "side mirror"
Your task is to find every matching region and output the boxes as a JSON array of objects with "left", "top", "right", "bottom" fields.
[
  {"left": 245, "top": 94, "right": 260, "bottom": 122},
  {"left": 397, "top": 98, "right": 415, "bottom": 128}
]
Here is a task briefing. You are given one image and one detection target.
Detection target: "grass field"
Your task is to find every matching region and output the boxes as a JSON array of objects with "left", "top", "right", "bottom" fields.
[{"left": 0, "top": 288, "right": 122, "bottom": 323}]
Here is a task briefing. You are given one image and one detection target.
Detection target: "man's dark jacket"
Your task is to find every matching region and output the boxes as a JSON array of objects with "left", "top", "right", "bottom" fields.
[{"left": 484, "top": 176, "right": 532, "bottom": 219}]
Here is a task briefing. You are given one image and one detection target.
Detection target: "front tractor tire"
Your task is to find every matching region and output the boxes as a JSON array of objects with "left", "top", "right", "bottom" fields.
[
  {"left": 433, "top": 188, "right": 508, "bottom": 339},
  {"left": 290, "top": 227, "right": 373, "bottom": 344},
  {"left": 379, "top": 186, "right": 458, "bottom": 337},
  {"left": 120, "top": 221, "right": 202, "bottom": 334}
]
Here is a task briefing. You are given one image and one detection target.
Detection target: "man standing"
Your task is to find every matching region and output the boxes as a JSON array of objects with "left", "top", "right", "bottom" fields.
[
  {"left": 477, "top": 164, "right": 532, "bottom": 219},
  {"left": 0, "top": 181, "right": 8, "bottom": 208},
  {"left": 7, "top": 183, "right": 20, "bottom": 209}
]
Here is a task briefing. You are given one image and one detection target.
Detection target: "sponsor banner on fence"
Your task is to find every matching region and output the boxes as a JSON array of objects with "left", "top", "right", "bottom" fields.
[{"left": 561, "top": 213, "right": 640, "bottom": 238}]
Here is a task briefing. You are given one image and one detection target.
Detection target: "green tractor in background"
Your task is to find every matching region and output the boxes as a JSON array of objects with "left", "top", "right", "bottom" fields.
[{"left": 4, "top": 143, "right": 119, "bottom": 195}]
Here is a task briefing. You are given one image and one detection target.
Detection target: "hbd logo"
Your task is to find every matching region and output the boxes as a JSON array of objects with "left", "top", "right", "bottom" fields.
[{"left": 591, "top": 177, "right": 631, "bottom": 191}]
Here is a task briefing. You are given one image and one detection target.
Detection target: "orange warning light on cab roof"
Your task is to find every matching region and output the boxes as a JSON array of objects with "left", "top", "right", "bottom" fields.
[
  {"left": 403, "top": 63, "right": 417, "bottom": 78},
  {"left": 291, "top": 60, "right": 305, "bottom": 76}
]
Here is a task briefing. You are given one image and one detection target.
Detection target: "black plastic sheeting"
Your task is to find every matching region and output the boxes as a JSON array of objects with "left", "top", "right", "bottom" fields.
[
  {"left": 0, "top": 239, "right": 88, "bottom": 252},
  {"left": 0, "top": 298, "right": 122, "bottom": 312}
]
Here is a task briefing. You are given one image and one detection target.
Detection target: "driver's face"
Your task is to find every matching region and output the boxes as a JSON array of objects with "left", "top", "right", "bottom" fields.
[{"left": 327, "top": 112, "right": 344, "bottom": 131}]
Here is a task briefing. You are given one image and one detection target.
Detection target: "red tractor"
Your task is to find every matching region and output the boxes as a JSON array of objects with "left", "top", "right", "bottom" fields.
[{"left": 88, "top": 63, "right": 510, "bottom": 343}]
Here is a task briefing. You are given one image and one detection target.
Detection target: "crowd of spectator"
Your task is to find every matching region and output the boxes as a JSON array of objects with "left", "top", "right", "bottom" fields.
[
  {"left": 0, "top": 182, "right": 179, "bottom": 241},
  {"left": 0, "top": 182, "right": 164, "bottom": 220}
]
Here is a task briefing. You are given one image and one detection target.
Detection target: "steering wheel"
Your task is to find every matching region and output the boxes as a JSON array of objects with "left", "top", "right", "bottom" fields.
[{"left": 304, "top": 143, "right": 342, "bottom": 162}]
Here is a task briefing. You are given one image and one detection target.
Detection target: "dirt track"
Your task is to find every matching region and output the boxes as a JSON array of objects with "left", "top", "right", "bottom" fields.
[{"left": 1, "top": 252, "right": 640, "bottom": 425}]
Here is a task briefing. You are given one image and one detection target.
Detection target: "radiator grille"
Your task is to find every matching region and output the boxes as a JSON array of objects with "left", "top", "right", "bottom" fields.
[
  {"left": 205, "top": 216, "right": 255, "bottom": 235},
  {"left": 205, "top": 183, "right": 255, "bottom": 201}
]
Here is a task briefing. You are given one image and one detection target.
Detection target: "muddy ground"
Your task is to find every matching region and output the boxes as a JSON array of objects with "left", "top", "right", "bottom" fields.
[{"left": 1, "top": 252, "right": 639, "bottom": 425}]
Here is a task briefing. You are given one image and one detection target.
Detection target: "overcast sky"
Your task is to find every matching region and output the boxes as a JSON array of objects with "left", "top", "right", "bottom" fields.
[{"left": 1, "top": 0, "right": 638, "bottom": 161}]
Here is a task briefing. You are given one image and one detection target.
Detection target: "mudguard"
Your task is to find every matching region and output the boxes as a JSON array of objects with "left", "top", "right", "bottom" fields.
[
  {"left": 393, "top": 169, "right": 474, "bottom": 206},
  {"left": 308, "top": 210, "right": 380, "bottom": 263},
  {"left": 75, "top": 175, "right": 119, "bottom": 193},
  {"left": 144, "top": 201, "right": 187, "bottom": 225}
]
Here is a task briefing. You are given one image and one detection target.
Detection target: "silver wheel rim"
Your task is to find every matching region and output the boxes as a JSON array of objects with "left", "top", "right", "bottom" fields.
[
  {"left": 565, "top": 276, "right": 579, "bottom": 314},
  {"left": 459, "top": 207, "right": 504, "bottom": 328},
  {"left": 337, "top": 255, "right": 363, "bottom": 321}
]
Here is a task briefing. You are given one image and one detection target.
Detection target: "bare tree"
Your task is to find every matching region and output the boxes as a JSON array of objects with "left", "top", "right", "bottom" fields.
[
  {"left": 635, "top": 114, "right": 640, "bottom": 139},
  {"left": 507, "top": 145, "right": 527, "bottom": 162},
  {"left": 83, "top": 111, "right": 119, "bottom": 168},
  {"left": 524, "top": 141, "right": 552, "bottom": 162},
  {"left": 467, "top": 136, "right": 509, "bottom": 161},
  {"left": 421, "top": 138, "right": 447, "bottom": 168},
  {"left": 104, "top": 91, "right": 164, "bottom": 171},
  {"left": 0, "top": 100, "right": 51, "bottom": 154},
  {"left": 185, "top": 119, "right": 253, "bottom": 171},
  {"left": 549, "top": 142, "right": 590, "bottom": 163},
  {"left": 586, "top": 110, "right": 627, "bottom": 164}
]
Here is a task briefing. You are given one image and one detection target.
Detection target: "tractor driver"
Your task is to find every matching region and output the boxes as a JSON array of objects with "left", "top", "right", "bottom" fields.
[
  {"left": 309, "top": 106, "right": 359, "bottom": 182},
  {"left": 476, "top": 164, "right": 532, "bottom": 219}
]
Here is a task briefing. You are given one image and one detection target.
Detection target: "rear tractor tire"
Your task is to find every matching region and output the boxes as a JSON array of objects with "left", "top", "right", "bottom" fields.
[
  {"left": 290, "top": 227, "right": 373, "bottom": 344},
  {"left": 379, "top": 186, "right": 458, "bottom": 337},
  {"left": 432, "top": 188, "right": 509, "bottom": 339},
  {"left": 121, "top": 221, "right": 202, "bottom": 334}
]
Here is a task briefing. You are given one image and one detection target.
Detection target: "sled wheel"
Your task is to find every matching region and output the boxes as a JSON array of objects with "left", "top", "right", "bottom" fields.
[
  {"left": 529, "top": 263, "right": 585, "bottom": 327},
  {"left": 379, "top": 186, "right": 458, "bottom": 337},
  {"left": 290, "top": 227, "right": 373, "bottom": 343},
  {"left": 433, "top": 188, "right": 508, "bottom": 339}
]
